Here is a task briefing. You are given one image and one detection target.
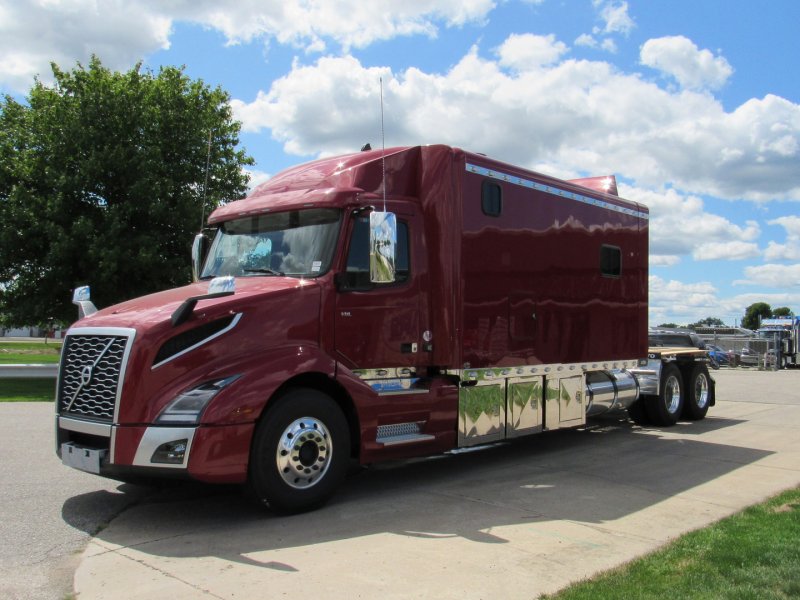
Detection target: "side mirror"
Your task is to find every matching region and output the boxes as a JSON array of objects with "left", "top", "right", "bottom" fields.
[
  {"left": 72, "top": 286, "right": 98, "bottom": 320},
  {"left": 369, "top": 211, "right": 397, "bottom": 284},
  {"left": 191, "top": 233, "right": 211, "bottom": 282}
]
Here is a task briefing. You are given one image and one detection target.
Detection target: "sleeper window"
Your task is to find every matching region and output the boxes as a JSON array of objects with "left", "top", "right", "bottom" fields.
[
  {"left": 481, "top": 180, "right": 502, "bottom": 217},
  {"left": 600, "top": 245, "right": 621, "bottom": 278}
]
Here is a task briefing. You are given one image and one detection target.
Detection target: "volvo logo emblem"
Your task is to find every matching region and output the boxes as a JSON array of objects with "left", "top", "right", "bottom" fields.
[{"left": 80, "top": 365, "right": 93, "bottom": 386}]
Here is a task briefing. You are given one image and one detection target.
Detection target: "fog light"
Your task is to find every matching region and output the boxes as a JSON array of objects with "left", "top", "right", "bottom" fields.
[{"left": 151, "top": 439, "right": 188, "bottom": 464}]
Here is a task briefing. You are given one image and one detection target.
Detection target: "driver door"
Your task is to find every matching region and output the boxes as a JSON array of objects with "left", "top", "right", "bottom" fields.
[{"left": 334, "top": 206, "right": 425, "bottom": 371}]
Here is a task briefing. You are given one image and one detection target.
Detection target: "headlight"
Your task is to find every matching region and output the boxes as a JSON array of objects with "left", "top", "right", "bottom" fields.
[{"left": 156, "top": 375, "right": 240, "bottom": 425}]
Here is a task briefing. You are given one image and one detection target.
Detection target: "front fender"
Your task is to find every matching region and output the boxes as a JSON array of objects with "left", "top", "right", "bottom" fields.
[{"left": 199, "top": 345, "right": 337, "bottom": 426}]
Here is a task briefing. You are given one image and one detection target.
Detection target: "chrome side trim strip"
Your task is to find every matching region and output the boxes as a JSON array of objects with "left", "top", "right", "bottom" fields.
[
  {"left": 378, "top": 433, "right": 436, "bottom": 446},
  {"left": 352, "top": 367, "right": 417, "bottom": 379},
  {"left": 466, "top": 163, "right": 649, "bottom": 221},
  {"left": 58, "top": 416, "right": 112, "bottom": 438},
  {"left": 375, "top": 388, "right": 430, "bottom": 396},
  {"left": 445, "top": 359, "right": 639, "bottom": 380},
  {"left": 110, "top": 426, "right": 117, "bottom": 464},
  {"left": 351, "top": 366, "right": 425, "bottom": 395}
]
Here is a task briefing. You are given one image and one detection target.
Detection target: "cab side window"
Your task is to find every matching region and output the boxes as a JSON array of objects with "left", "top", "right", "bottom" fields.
[{"left": 341, "top": 217, "right": 410, "bottom": 290}]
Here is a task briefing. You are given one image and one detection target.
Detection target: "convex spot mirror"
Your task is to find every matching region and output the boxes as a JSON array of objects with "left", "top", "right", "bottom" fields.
[{"left": 369, "top": 211, "right": 397, "bottom": 283}]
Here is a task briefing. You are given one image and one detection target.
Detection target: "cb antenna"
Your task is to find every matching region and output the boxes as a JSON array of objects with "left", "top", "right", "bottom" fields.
[
  {"left": 380, "top": 77, "right": 386, "bottom": 213},
  {"left": 200, "top": 130, "right": 213, "bottom": 231}
]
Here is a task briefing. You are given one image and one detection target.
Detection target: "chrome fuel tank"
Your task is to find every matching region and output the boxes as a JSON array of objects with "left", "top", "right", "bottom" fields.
[{"left": 585, "top": 370, "right": 639, "bottom": 417}]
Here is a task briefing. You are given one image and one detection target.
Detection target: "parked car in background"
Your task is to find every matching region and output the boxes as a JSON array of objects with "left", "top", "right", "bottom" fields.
[
  {"left": 706, "top": 344, "right": 731, "bottom": 366},
  {"left": 740, "top": 347, "right": 758, "bottom": 366}
]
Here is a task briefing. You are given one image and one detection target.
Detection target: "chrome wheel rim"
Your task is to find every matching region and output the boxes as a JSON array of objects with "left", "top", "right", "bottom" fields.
[
  {"left": 276, "top": 417, "right": 331, "bottom": 489},
  {"left": 664, "top": 374, "right": 682, "bottom": 414},
  {"left": 694, "top": 373, "right": 709, "bottom": 409}
]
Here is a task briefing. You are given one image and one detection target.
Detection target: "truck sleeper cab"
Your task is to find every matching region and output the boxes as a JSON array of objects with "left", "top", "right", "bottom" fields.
[{"left": 56, "top": 145, "right": 713, "bottom": 512}]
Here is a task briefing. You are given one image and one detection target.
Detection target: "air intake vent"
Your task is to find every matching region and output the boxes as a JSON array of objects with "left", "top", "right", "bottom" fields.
[{"left": 153, "top": 314, "right": 239, "bottom": 368}]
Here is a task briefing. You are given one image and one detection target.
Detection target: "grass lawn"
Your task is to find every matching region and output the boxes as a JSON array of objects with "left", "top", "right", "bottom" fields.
[
  {"left": 543, "top": 486, "right": 800, "bottom": 600},
  {"left": 0, "top": 341, "right": 62, "bottom": 364},
  {"left": 0, "top": 377, "right": 56, "bottom": 401}
]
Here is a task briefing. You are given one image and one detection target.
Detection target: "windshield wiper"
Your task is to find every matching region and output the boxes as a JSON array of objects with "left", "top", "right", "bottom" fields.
[{"left": 244, "top": 268, "right": 285, "bottom": 276}]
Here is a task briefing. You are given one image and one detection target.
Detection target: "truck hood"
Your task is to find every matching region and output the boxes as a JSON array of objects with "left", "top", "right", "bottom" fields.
[{"left": 72, "top": 277, "right": 320, "bottom": 331}]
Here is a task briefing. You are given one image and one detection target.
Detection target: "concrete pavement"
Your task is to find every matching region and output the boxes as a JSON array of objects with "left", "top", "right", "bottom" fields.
[
  {"left": 0, "top": 403, "right": 150, "bottom": 600},
  {"left": 65, "top": 369, "right": 800, "bottom": 598}
]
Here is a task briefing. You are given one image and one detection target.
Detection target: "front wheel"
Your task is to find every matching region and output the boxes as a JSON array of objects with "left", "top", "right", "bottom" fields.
[
  {"left": 248, "top": 388, "right": 350, "bottom": 513},
  {"left": 644, "top": 363, "right": 684, "bottom": 426}
]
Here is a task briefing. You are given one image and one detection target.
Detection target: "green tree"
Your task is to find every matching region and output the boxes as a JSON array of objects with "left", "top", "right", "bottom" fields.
[
  {"left": 657, "top": 323, "right": 678, "bottom": 329},
  {"left": 772, "top": 307, "right": 793, "bottom": 317},
  {"left": 742, "top": 302, "right": 772, "bottom": 331},
  {"left": 0, "top": 57, "right": 253, "bottom": 326},
  {"left": 688, "top": 317, "right": 725, "bottom": 330}
]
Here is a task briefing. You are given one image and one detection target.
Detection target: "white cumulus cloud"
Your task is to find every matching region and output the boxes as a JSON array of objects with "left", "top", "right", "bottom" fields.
[
  {"left": 649, "top": 275, "right": 800, "bottom": 326},
  {"left": 640, "top": 35, "right": 733, "bottom": 91},
  {"left": 764, "top": 216, "right": 800, "bottom": 261},
  {"left": 624, "top": 186, "right": 760, "bottom": 264},
  {"left": 0, "top": 0, "right": 496, "bottom": 93},
  {"left": 163, "top": 0, "right": 496, "bottom": 50},
  {"left": 735, "top": 264, "right": 800, "bottom": 288},
  {"left": 230, "top": 42, "right": 800, "bottom": 202},
  {"left": 593, "top": 1, "right": 635, "bottom": 35},
  {"left": 496, "top": 34, "right": 568, "bottom": 70},
  {"left": 691, "top": 241, "right": 760, "bottom": 261},
  {"left": 648, "top": 275, "right": 720, "bottom": 324},
  {"left": 0, "top": 0, "right": 171, "bottom": 92}
]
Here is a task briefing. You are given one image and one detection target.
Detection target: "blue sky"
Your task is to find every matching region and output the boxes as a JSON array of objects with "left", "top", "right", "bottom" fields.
[{"left": 2, "top": 0, "right": 799, "bottom": 326}]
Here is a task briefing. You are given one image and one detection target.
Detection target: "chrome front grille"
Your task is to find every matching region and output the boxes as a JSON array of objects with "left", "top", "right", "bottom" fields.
[{"left": 57, "top": 329, "right": 135, "bottom": 422}]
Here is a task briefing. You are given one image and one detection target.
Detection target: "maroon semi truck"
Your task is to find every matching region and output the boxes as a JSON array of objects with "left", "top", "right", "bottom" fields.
[{"left": 56, "top": 145, "right": 713, "bottom": 512}]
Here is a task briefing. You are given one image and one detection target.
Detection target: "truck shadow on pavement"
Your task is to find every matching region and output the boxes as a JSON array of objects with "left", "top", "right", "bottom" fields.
[{"left": 62, "top": 416, "right": 768, "bottom": 570}]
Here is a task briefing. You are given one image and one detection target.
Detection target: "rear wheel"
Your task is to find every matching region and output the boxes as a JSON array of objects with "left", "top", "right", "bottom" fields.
[
  {"left": 682, "top": 364, "right": 712, "bottom": 420},
  {"left": 644, "top": 363, "right": 684, "bottom": 426},
  {"left": 248, "top": 388, "right": 350, "bottom": 513}
]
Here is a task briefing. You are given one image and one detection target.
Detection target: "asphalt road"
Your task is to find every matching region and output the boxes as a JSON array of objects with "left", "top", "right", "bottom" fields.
[{"left": 2, "top": 368, "right": 799, "bottom": 599}]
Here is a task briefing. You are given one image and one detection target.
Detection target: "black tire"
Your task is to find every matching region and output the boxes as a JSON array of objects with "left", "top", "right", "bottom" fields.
[
  {"left": 644, "top": 363, "right": 684, "bottom": 426},
  {"left": 682, "top": 364, "right": 712, "bottom": 420},
  {"left": 627, "top": 398, "right": 650, "bottom": 425},
  {"left": 248, "top": 388, "right": 350, "bottom": 513}
]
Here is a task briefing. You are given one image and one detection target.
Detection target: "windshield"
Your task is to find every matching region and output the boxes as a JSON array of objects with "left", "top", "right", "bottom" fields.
[{"left": 201, "top": 208, "right": 342, "bottom": 279}]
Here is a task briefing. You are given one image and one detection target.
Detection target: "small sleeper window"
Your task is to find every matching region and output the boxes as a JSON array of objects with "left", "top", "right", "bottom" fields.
[
  {"left": 600, "top": 245, "right": 621, "bottom": 277},
  {"left": 482, "top": 180, "right": 502, "bottom": 217}
]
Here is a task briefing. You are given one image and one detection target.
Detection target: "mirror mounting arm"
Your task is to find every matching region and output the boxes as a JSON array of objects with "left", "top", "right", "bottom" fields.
[{"left": 351, "top": 205, "right": 375, "bottom": 217}]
